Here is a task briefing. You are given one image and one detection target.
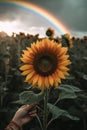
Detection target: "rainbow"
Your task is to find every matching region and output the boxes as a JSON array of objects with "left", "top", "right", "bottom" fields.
[{"left": 0, "top": 0, "right": 71, "bottom": 35}]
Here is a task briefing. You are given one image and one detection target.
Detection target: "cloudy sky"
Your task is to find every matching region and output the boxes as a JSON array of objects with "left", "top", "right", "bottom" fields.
[{"left": 0, "top": 0, "right": 87, "bottom": 37}]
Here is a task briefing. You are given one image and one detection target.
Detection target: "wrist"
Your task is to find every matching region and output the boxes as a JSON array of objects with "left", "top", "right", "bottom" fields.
[
  {"left": 10, "top": 120, "right": 22, "bottom": 130},
  {"left": 12, "top": 117, "right": 23, "bottom": 127}
]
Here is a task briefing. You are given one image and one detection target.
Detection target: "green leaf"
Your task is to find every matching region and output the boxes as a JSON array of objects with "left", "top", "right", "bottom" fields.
[
  {"left": 65, "top": 76, "right": 75, "bottom": 80},
  {"left": 59, "top": 91, "right": 77, "bottom": 100},
  {"left": 47, "top": 103, "right": 79, "bottom": 120},
  {"left": 77, "top": 92, "right": 87, "bottom": 100},
  {"left": 15, "top": 91, "right": 44, "bottom": 104},
  {"left": 58, "top": 84, "right": 82, "bottom": 100},
  {"left": 82, "top": 56, "right": 87, "bottom": 61},
  {"left": 76, "top": 71, "right": 87, "bottom": 80},
  {"left": 83, "top": 75, "right": 87, "bottom": 80},
  {"left": 59, "top": 84, "right": 82, "bottom": 92}
]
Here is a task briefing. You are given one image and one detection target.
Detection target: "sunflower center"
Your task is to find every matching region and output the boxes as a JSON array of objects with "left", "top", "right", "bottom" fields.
[
  {"left": 46, "top": 30, "right": 53, "bottom": 37},
  {"left": 34, "top": 53, "right": 58, "bottom": 76},
  {"left": 39, "top": 56, "right": 52, "bottom": 72}
]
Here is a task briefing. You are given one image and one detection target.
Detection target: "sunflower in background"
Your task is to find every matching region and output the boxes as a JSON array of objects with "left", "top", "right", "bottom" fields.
[
  {"left": 46, "top": 27, "right": 55, "bottom": 38},
  {"left": 20, "top": 38, "right": 71, "bottom": 91},
  {"left": 62, "top": 33, "right": 73, "bottom": 48}
]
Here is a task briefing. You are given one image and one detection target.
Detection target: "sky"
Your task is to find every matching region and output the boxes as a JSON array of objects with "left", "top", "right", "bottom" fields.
[{"left": 0, "top": 0, "right": 87, "bottom": 37}]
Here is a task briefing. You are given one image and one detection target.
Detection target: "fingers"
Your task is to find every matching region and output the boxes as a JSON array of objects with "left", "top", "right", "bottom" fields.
[
  {"left": 22, "top": 110, "right": 36, "bottom": 124},
  {"left": 18, "top": 103, "right": 38, "bottom": 115},
  {"left": 28, "top": 109, "right": 37, "bottom": 115},
  {"left": 23, "top": 113, "right": 36, "bottom": 124},
  {"left": 20, "top": 104, "right": 29, "bottom": 109},
  {"left": 24, "top": 103, "right": 38, "bottom": 112},
  {"left": 29, "top": 113, "right": 36, "bottom": 117}
]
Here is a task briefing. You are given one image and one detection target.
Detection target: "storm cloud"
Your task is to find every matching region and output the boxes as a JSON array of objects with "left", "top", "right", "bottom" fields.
[
  {"left": 28, "top": 0, "right": 87, "bottom": 32},
  {"left": 0, "top": 0, "right": 87, "bottom": 37}
]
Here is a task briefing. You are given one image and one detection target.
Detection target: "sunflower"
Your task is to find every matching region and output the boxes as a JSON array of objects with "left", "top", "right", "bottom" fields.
[
  {"left": 20, "top": 38, "right": 71, "bottom": 91},
  {"left": 46, "top": 27, "right": 55, "bottom": 38},
  {"left": 63, "top": 34, "right": 73, "bottom": 48}
]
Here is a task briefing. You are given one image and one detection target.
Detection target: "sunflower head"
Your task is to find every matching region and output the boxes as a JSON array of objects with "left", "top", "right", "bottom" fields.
[
  {"left": 46, "top": 27, "right": 55, "bottom": 38},
  {"left": 63, "top": 34, "right": 73, "bottom": 48},
  {"left": 20, "top": 38, "right": 71, "bottom": 91}
]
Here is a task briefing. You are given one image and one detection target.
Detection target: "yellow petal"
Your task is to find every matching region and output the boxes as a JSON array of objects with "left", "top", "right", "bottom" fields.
[
  {"left": 58, "top": 66, "right": 69, "bottom": 71},
  {"left": 22, "top": 54, "right": 33, "bottom": 59},
  {"left": 19, "top": 64, "right": 33, "bottom": 71},
  {"left": 23, "top": 50, "right": 34, "bottom": 59},
  {"left": 50, "top": 41, "right": 56, "bottom": 50},
  {"left": 38, "top": 76, "right": 44, "bottom": 90},
  {"left": 57, "top": 47, "right": 68, "bottom": 56},
  {"left": 25, "top": 71, "right": 35, "bottom": 82},
  {"left": 63, "top": 71, "right": 70, "bottom": 76},
  {"left": 48, "top": 76, "right": 54, "bottom": 86},
  {"left": 53, "top": 72, "right": 61, "bottom": 83},
  {"left": 21, "top": 53, "right": 34, "bottom": 64},
  {"left": 32, "top": 74, "right": 39, "bottom": 87},
  {"left": 54, "top": 81, "right": 59, "bottom": 88},
  {"left": 20, "top": 57, "right": 31, "bottom": 63},
  {"left": 31, "top": 43, "right": 38, "bottom": 53},
  {"left": 45, "top": 77, "right": 50, "bottom": 88},
  {"left": 58, "top": 55, "right": 69, "bottom": 61},
  {"left": 21, "top": 69, "right": 33, "bottom": 76},
  {"left": 56, "top": 70, "right": 65, "bottom": 79},
  {"left": 23, "top": 50, "right": 29, "bottom": 56},
  {"left": 24, "top": 76, "right": 33, "bottom": 84},
  {"left": 58, "top": 60, "right": 71, "bottom": 66},
  {"left": 27, "top": 48, "right": 33, "bottom": 53},
  {"left": 57, "top": 43, "right": 62, "bottom": 48},
  {"left": 36, "top": 41, "right": 40, "bottom": 50}
]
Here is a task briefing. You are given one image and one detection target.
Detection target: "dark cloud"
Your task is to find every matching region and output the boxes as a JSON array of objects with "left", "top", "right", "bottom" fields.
[
  {"left": 0, "top": 0, "right": 87, "bottom": 37},
  {"left": 0, "top": 3, "right": 22, "bottom": 21},
  {"left": 28, "top": 0, "right": 87, "bottom": 32},
  {"left": 0, "top": 1, "right": 50, "bottom": 27},
  {"left": 57, "top": 0, "right": 87, "bottom": 31}
]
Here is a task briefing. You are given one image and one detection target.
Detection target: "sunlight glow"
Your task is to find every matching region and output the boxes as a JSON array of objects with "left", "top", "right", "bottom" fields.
[
  {"left": 0, "top": 21, "right": 18, "bottom": 35},
  {"left": 0, "top": 21, "right": 46, "bottom": 37},
  {"left": 0, "top": 21, "right": 23, "bottom": 36}
]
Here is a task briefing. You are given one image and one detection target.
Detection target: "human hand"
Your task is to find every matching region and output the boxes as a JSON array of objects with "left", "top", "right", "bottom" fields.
[{"left": 12, "top": 103, "right": 37, "bottom": 127}]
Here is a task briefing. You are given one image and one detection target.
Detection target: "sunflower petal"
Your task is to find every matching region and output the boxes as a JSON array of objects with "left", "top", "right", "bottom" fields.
[
  {"left": 56, "top": 70, "right": 65, "bottom": 79},
  {"left": 48, "top": 76, "right": 54, "bottom": 86},
  {"left": 54, "top": 81, "right": 59, "bottom": 88},
  {"left": 63, "top": 71, "right": 70, "bottom": 76},
  {"left": 58, "top": 55, "right": 69, "bottom": 61},
  {"left": 31, "top": 43, "right": 38, "bottom": 53},
  {"left": 58, "top": 66, "right": 69, "bottom": 71},
  {"left": 32, "top": 74, "right": 39, "bottom": 87},
  {"left": 58, "top": 47, "right": 68, "bottom": 56},
  {"left": 58, "top": 60, "right": 71, "bottom": 66},
  {"left": 53, "top": 72, "right": 61, "bottom": 83},
  {"left": 25, "top": 71, "right": 35, "bottom": 82},
  {"left": 23, "top": 50, "right": 29, "bottom": 56},
  {"left": 21, "top": 69, "right": 33, "bottom": 76},
  {"left": 19, "top": 65, "right": 33, "bottom": 71},
  {"left": 45, "top": 77, "right": 50, "bottom": 88},
  {"left": 20, "top": 57, "right": 32, "bottom": 63},
  {"left": 38, "top": 76, "right": 44, "bottom": 90}
]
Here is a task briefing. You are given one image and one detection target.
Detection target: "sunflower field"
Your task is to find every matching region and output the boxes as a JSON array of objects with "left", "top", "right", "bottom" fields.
[{"left": 0, "top": 29, "right": 87, "bottom": 130}]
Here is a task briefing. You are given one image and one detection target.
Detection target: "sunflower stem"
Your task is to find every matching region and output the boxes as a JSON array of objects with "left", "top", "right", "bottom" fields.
[
  {"left": 54, "top": 97, "right": 60, "bottom": 106},
  {"left": 36, "top": 114, "right": 43, "bottom": 130},
  {"left": 47, "top": 118, "right": 54, "bottom": 128},
  {"left": 43, "top": 88, "right": 48, "bottom": 130}
]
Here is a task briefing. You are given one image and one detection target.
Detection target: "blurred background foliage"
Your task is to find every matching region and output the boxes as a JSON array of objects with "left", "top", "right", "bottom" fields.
[{"left": 0, "top": 29, "right": 87, "bottom": 130}]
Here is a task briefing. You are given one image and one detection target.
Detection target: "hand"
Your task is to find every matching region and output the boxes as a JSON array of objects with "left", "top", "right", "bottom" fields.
[{"left": 12, "top": 103, "right": 37, "bottom": 127}]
